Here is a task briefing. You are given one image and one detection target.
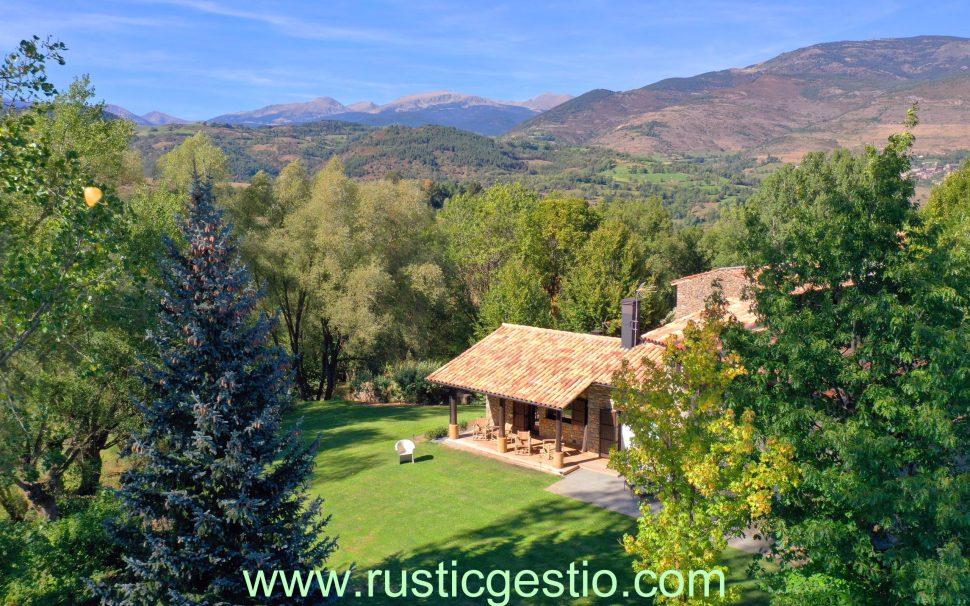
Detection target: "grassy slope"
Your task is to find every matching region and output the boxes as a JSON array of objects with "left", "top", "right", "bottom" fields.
[{"left": 299, "top": 400, "right": 767, "bottom": 604}]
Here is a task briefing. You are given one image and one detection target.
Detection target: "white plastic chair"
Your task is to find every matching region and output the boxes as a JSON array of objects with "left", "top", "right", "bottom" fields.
[{"left": 395, "top": 439, "right": 416, "bottom": 464}]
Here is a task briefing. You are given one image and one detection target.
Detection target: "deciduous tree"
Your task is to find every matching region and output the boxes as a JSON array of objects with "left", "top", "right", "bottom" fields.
[
  {"left": 610, "top": 298, "right": 796, "bottom": 604},
  {"left": 729, "top": 124, "right": 970, "bottom": 603}
]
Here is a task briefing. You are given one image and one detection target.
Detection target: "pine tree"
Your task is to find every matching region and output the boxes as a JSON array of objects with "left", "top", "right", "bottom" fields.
[{"left": 99, "top": 177, "right": 336, "bottom": 605}]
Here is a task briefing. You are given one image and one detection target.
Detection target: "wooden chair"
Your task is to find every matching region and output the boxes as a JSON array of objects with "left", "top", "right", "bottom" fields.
[
  {"left": 471, "top": 418, "right": 487, "bottom": 440},
  {"left": 514, "top": 431, "right": 532, "bottom": 455}
]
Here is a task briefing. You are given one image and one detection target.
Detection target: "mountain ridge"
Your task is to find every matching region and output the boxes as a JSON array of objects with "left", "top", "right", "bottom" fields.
[
  {"left": 203, "top": 90, "right": 574, "bottom": 135},
  {"left": 105, "top": 104, "right": 189, "bottom": 126},
  {"left": 510, "top": 35, "right": 970, "bottom": 160}
]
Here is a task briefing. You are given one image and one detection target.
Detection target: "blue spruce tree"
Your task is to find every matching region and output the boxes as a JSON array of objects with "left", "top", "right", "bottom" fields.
[{"left": 100, "top": 177, "right": 337, "bottom": 604}]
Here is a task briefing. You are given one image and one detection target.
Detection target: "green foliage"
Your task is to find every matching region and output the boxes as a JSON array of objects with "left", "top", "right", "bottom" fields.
[
  {"left": 134, "top": 121, "right": 765, "bottom": 222},
  {"left": 0, "top": 42, "right": 143, "bottom": 522},
  {"left": 389, "top": 359, "right": 448, "bottom": 404},
  {"left": 234, "top": 159, "right": 462, "bottom": 400},
  {"left": 558, "top": 218, "right": 648, "bottom": 334},
  {"left": 476, "top": 259, "right": 553, "bottom": 338},
  {"left": 0, "top": 492, "right": 123, "bottom": 606},
  {"left": 342, "top": 124, "right": 525, "bottom": 179},
  {"left": 767, "top": 573, "right": 853, "bottom": 606},
  {"left": 424, "top": 426, "right": 449, "bottom": 440},
  {"left": 924, "top": 160, "right": 970, "bottom": 263},
  {"left": 518, "top": 194, "right": 600, "bottom": 296},
  {"left": 729, "top": 129, "right": 970, "bottom": 603},
  {"left": 351, "top": 360, "right": 448, "bottom": 404},
  {"left": 610, "top": 301, "right": 797, "bottom": 604},
  {"left": 155, "top": 131, "right": 229, "bottom": 191},
  {"left": 596, "top": 197, "right": 709, "bottom": 324},
  {"left": 0, "top": 76, "right": 128, "bottom": 373},
  {"left": 39, "top": 77, "right": 139, "bottom": 186},
  {"left": 0, "top": 36, "right": 65, "bottom": 105},
  {"left": 438, "top": 182, "right": 539, "bottom": 304}
]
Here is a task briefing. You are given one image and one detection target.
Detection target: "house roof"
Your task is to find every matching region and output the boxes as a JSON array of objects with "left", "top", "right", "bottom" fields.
[
  {"left": 426, "top": 296, "right": 757, "bottom": 410},
  {"left": 426, "top": 324, "right": 665, "bottom": 409},
  {"left": 670, "top": 265, "right": 746, "bottom": 286}
]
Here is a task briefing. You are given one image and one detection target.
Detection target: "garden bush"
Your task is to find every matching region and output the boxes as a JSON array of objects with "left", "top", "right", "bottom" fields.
[
  {"left": 424, "top": 426, "right": 449, "bottom": 440},
  {"left": 0, "top": 492, "right": 122, "bottom": 606},
  {"left": 350, "top": 359, "right": 448, "bottom": 404}
]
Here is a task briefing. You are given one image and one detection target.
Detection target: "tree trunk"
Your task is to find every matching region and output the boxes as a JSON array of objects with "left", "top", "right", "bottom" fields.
[
  {"left": 321, "top": 327, "right": 342, "bottom": 401},
  {"left": 324, "top": 355, "right": 339, "bottom": 400},
  {"left": 76, "top": 434, "right": 109, "bottom": 496},
  {"left": 16, "top": 480, "right": 59, "bottom": 521}
]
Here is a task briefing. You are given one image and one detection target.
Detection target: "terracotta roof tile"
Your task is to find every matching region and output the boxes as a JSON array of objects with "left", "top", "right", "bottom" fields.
[
  {"left": 427, "top": 324, "right": 664, "bottom": 409},
  {"left": 427, "top": 297, "right": 756, "bottom": 409}
]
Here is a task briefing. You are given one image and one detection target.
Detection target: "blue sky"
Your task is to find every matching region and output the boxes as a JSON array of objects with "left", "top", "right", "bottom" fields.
[{"left": 3, "top": 1, "right": 968, "bottom": 120}]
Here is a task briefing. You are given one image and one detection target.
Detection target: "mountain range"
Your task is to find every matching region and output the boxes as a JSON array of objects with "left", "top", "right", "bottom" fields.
[
  {"left": 511, "top": 35, "right": 970, "bottom": 160},
  {"left": 107, "top": 92, "right": 574, "bottom": 136},
  {"left": 204, "top": 91, "right": 572, "bottom": 136},
  {"left": 104, "top": 104, "right": 190, "bottom": 126},
  {"left": 114, "top": 36, "right": 970, "bottom": 161}
]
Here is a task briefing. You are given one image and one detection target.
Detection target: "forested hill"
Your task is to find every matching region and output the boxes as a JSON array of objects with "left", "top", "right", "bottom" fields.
[
  {"left": 130, "top": 121, "right": 523, "bottom": 183},
  {"left": 341, "top": 125, "right": 525, "bottom": 180}
]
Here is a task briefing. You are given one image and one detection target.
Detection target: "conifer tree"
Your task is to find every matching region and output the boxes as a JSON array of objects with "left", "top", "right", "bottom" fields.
[{"left": 100, "top": 177, "right": 336, "bottom": 605}]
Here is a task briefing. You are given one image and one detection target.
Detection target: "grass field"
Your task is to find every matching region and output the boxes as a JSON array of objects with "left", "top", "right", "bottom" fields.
[
  {"left": 298, "top": 399, "right": 767, "bottom": 604},
  {"left": 605, "top": 164, "right": 691, "bottom": 185}
]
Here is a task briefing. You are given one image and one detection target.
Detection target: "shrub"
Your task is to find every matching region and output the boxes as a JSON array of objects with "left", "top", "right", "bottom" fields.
[
  {"left": 424, "top": 426, "right": 449, "bottom": 440},
  {"left": 350, "top": 360, "right": 448, "bottom": 404},
  {"left": 389, "top": 359, "right": 448, "bottom": 404},
  {"left": 370, "top": 374, "right": 399, "bottom": 403},
  {"left": 1, "top": 492, "right": 123, "bottom": 606}
]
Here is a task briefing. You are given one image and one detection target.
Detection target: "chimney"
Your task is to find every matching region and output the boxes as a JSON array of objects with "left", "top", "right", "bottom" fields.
[{"left": 621, "top": 297, "right": 640, "bottom": 349}]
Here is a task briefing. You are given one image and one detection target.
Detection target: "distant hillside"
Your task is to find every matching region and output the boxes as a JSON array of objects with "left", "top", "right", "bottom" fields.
[
  {"left": 209, "top": 97, "right": 348, "bottom": 125},
  {"left": 105, "top": 104, "right": 189, "bottom": 126},
  {"left": 510, "top": 36, "right": 970, "bottom": 160},
  {"left": 131, "top": 121, "right": 526, "bottom": 182},
  {"left": 130, "top": 121, "right": 371, "bottom": 178},
  {"left": 341, "top": 124, "right": 526, "bottom": 179},
  {"left": 205, "top": 90, "right": 571, "bottom": 136}
]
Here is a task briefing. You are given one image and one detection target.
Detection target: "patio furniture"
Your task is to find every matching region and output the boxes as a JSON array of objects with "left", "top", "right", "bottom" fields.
[
  {"left": 395, "top": 439, "right": 416, "bottom": 464},
  {"left": 471, "top": 418, "right": 488, "bottom": 440},
  {"left": 514, "top": 431, "right": 532, "bottom": 456},
  {"left": 541, "top": 439, "right": 556, "bottom": 460}
]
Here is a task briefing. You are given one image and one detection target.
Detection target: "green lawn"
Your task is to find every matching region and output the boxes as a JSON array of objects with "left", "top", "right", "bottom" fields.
[{"left": 297, "top": 400, "right": 768, "bottom": 605}]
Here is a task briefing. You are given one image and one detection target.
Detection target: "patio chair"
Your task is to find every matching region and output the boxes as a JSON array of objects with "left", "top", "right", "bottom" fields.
[
  {"left": 395, "top": 439, "right": 416, "bottom": 464},
  {"left": 514, "top": 431, "right": 532, "bottom": 456},
  {"left": 471, "top": 418, "right": 487, "bottom": 440}
]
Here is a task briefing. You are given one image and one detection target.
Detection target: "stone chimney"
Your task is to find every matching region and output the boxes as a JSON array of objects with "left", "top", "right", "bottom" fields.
[{"left": 620, "top": 297, "right": 640, "bottom": 349}]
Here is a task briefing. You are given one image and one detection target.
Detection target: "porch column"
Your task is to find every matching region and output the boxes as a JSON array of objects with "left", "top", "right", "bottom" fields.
[
  {"left": 553, "top": 409, "right": 564, "bottom": 469},
  {"left": 448, "top": 395, "right": 459, "bottom": 439},
  {"left": 496, "top": 399, "right": 508, "bottom": 453}
]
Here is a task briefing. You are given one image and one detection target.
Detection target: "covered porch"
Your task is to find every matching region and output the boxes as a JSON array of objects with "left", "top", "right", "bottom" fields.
[
  {"left": 442, "top": 420, "right": 604, "bottom": 475},
  {"left": 445, "top": 393, "right": 596, "bottom": 470}
]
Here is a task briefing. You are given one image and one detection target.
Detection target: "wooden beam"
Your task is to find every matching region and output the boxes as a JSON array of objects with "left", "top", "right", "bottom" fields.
[{"left": 498, "top": 400, "right": 506, "bottom": 437}]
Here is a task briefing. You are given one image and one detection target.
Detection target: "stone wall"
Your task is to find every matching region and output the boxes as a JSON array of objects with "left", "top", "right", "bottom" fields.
[{"left": 673, "top": 267, "right": 749, "bottom": 318}]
